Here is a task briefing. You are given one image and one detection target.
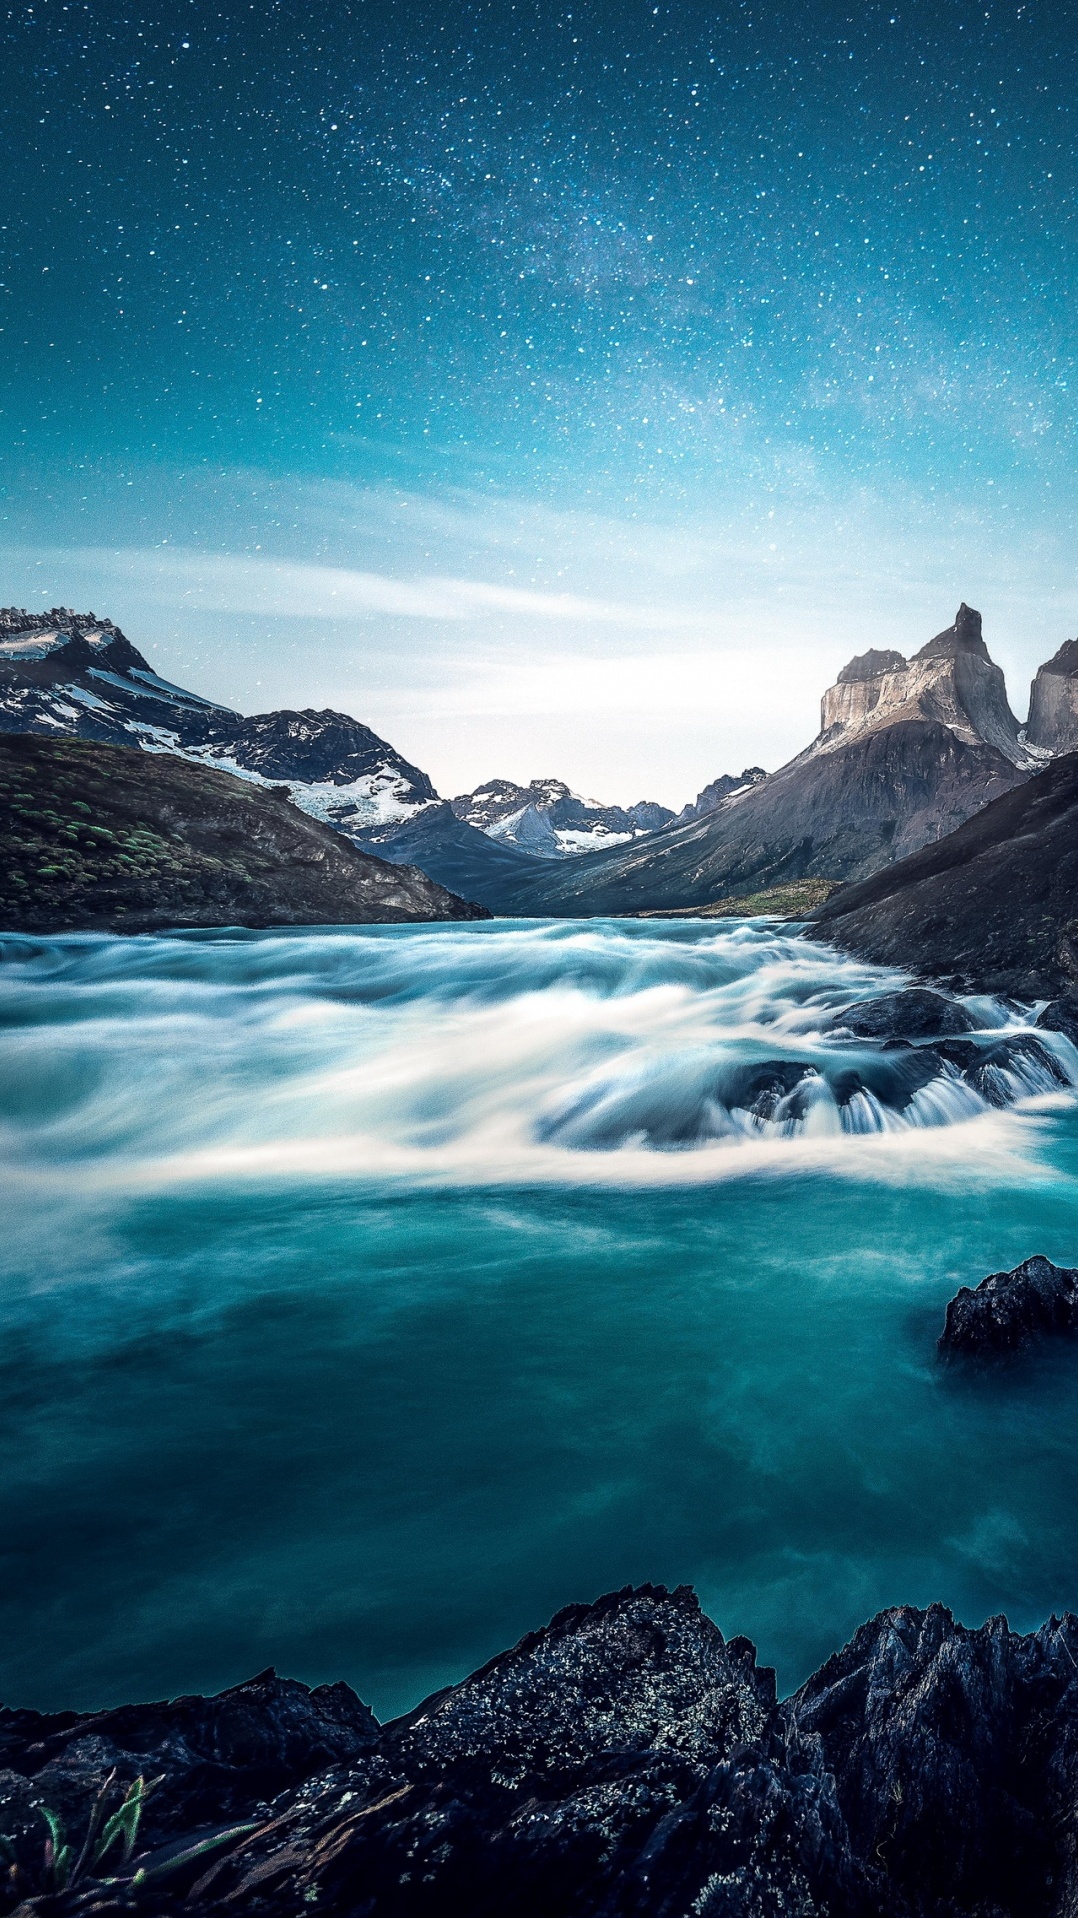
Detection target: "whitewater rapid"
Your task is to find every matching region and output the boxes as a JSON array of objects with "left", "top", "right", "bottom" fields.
[
  {"left": 6, "top": 916, "right": 1078, "bottom": 1716},
  {"left": 1, "top": 918, "right": 1073, "bottom": 1193}
]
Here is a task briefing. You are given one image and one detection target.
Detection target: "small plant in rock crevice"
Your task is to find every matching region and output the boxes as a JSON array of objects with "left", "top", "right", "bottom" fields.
[{"left": 35, "top": 1771, "right": 161, "bottom": 1892}]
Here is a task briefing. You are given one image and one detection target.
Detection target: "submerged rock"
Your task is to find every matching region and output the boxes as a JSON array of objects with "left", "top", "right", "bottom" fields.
[
  {"left": 930, "top": 1033, "right": 1071, "bottom": 1106},
  {"left": 7, "top": 1585, "right": 1078, "bottom": 1915},
  {"left": 939, "top": 1254, "right": 1078, "bottom": 1358}
]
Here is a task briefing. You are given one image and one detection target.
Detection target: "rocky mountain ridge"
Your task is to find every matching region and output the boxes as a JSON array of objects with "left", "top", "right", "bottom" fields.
[
  {"left": 4, "top": 601, "right": 1076, "bottom": 919},
  {"left": 0, "top": 613, "right": 679, "bottom": 891},
  {"left": 0, "top": 613, "right": 440, "bottom": 842},
  {"left": 487, "top": 602, "right": 1055, "bottom": 916},
  {"left": 674, "top": 765, "right": 768, "bottom": 823},
  {"left": 449, "top": 776, "right": 675, "bottom": 858},
  {"left": 814, "top": 602, "right": 1037, "bottom": 768},
  {"left": 1027, "top": 637, "right": 1078, "bottom": 755},
  {"left": 4, "top": 1582, "right": 1078, "bottom": 1915}
]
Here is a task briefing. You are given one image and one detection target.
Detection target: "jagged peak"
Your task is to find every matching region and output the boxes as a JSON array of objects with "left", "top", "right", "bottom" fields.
[
  {"left": 915, "top": 601, "right": 989, "bottom": 661},
  {"left": 1035, "top": 636, "right": 1078, "bottom": 679},
  {"left": 836, "top": 648, "right": 906, "bottom": 684}
]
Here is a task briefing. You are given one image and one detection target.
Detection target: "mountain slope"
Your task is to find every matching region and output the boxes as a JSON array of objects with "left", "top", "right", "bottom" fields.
[
  {"left": 0, "top": 610, "right": 438, "bottom": 838},
  {"left": 0, "top": 735, "right": 486, "bottom": 933},
  {"left": 808, "top": 748, "right": 1078, "bottom": 997},
  {"left": 497, "top": 719, "right": 1025, "bottom": 916},
  {"left": 356, "top": 799, "right": 545, "bottom": 910}
]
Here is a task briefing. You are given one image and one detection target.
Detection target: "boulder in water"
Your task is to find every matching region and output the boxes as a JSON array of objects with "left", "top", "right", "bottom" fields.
[
  {"left": 939, "top": 1254, "right": 1078, "bottom": 1359},
  {"left": 830, "top": 987, "right": 976, "bottom": 1041},
  {"left": 1037, "top": 990, "right": 1078, "bottom": 1048}
]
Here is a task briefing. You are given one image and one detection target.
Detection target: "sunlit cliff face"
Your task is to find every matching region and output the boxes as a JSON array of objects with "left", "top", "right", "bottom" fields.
[{"left": 816, "top": 605, "right": 1032, "bottom": 768}]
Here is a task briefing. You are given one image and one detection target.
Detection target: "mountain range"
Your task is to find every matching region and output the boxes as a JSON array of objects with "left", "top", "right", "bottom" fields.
[
  {"left": 468, "top": 602, "right": 1052, "bottom": 915},
  {"left": 449, "top": 776, "right": 674, "bottom": 856},
  {"left": 2, "top": 598, "right": 1076, "bottom": 922}
]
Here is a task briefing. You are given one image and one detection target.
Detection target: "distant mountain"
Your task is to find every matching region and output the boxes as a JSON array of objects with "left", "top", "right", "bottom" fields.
[
  {"left": 355, "top": 801, "right": 547, "bottom": 912},
  {"left": 490, "top": 603, "right": 1039, "bottom": 917},
  {"left": 1026, "top": 637, "right": 1078, "bottom": 755},
  {"left": 810, "top": 746, "right": 1078, "bottom": 998},
  {"left": 5, "top": 600, "right": 1076, "bottom": 925},
  {"left": 0, "top": 608, "right": 438, "bottom": 839},
  {"left": 449, "top": 776, "right": 674, "bottom": 858},
  {"left": 0, "top": 734, "right": 486, "bottom": 933},
  {"left": 675, "top": 767, "right": 768, "bottom": 824}
]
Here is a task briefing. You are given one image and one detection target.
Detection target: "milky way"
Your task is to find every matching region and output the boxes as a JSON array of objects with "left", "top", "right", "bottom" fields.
[{"left": 5, "top": 0, "right": 1075, "bottom": 491}]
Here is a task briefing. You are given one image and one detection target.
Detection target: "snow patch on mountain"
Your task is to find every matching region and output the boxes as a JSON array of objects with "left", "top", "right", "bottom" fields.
[{"left": 450, "top": 776, "right": 674, "bottom": 859}]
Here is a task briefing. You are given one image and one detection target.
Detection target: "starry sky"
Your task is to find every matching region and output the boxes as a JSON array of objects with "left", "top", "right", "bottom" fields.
[{"left": 2, "top": 0, "right": 1076, "bottom": 803}]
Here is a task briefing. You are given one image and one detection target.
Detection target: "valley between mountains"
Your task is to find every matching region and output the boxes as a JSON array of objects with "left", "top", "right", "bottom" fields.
[{"left": 3, "top": 597, "right": 1078, "bottom": 968}]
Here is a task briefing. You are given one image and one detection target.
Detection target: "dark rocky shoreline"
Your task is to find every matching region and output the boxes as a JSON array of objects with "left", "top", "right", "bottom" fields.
[{"left": 6, "top": 1583, "right": 1078, "bottom": 1916}]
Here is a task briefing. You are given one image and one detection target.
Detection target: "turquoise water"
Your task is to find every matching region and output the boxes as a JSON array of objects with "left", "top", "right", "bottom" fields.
[{"left": 3, "top": 918, "right": 1078, "bottom": 1718}]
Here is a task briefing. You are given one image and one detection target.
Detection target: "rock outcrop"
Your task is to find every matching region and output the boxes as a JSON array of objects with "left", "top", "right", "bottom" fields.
[
  {"left": 6, "top": 1584, "right": 1078, "bottom": 1915},
  {"left": 0, "top": 735, "right": 487, "bottom": 932},
  {"left": 939, "top": 1255, "right": 1078, "bottom": 1359},
  {"left": 817, "top": 604, "right": 1029, "bottom": 767},
  {"left": 675, "top": 766, "right": 768, "bottom": 824},
  {"left": 810, "top": 748, "right": 1078, "bottom": 997},
  {"left": 1027, "top": 638, "right": 1078, "bottom": 755}
]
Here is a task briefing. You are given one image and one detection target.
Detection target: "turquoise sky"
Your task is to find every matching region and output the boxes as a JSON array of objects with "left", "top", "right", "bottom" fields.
[{"left": 2, "top": 0, "right": 1076, "bottom": 802}]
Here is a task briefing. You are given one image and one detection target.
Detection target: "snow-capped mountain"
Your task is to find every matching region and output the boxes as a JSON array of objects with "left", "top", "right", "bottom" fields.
[
  {"left": 0, "top": 608, "right": 438, "bottom": 840},
  {"left": 450, "top": 776, "right": 674, "bottom": 858}
]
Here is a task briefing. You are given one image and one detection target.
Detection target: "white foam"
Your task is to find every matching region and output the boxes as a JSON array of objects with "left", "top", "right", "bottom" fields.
[{"left": 0, "top": 920, "right": 1069, "bottom": 1199}]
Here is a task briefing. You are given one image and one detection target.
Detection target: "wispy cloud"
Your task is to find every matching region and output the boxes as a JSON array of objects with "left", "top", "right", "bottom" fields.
[
  {"left": 2, "top": 466, "right": 1074, "bottom": 804},
  {"left": 2, "top": 542, "right": 688, "bottom": 629}
]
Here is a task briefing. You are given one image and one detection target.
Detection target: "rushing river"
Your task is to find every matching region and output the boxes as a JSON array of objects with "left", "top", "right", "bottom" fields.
[{"left": 3, "top": 917, "right": 1078, "bottom": 1719}]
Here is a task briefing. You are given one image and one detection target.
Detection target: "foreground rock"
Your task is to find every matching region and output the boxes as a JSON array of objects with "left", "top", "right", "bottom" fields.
[
  {"left": 6, "top": 1585, "right": 1078, "bottom": 1914},
  {"left": 0, "top": 736, "right": 487, "bottom": 932},
  {"left": 939, "top": 1255, "right": 1078, "bottom": 1359},
  {"left": 811, "top": 748, "right": 1078, "bottom": 997}
]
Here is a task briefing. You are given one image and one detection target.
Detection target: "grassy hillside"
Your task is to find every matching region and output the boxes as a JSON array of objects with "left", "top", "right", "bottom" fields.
[{"left": 0, "top": 734, "right": 485, "bottom": 932}]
